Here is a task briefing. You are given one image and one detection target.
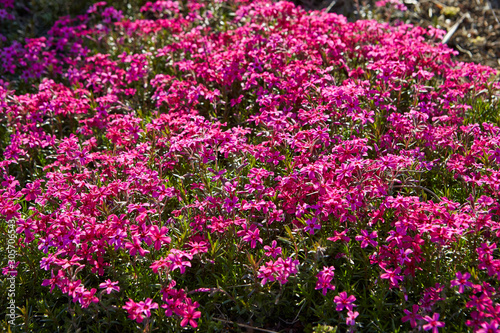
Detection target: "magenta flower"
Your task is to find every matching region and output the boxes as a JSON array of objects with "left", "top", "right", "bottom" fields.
[
  {"left": 355, "top": 229, "right": 378, "bottom": 248},
  {"left": 166, "top": 250, "right": 193, "bottom": 274},
  {"left": 450, "top": 272, "right": 473, "bottom": 293},
  {"left": 187, "top": 241, "right": 209, "bottom": 255},
  {"left": 402, "top": 304, "right": 422, "bottom": 328},
  {"left": 5, "top": 0, "right": 500, "bottom": 329},
  {"left": 137, "top": 298, "right": 159, "bottom": 317},
  {"left": 327, "top": 230, "right": 350, "bottom": 243},
  {"left": 264, "top": 240, "right": 282, "bottom": 258},
  {"left": 2, "top": 261, "right": 19, "bottom": 276},
  {"left": 180, "top": 300, "right": 201, "bottom": 328},
  {"left": 334, "top": 291, "right": 357, "bottom": 312},
  {"left": 258, "top": 260, "right": 280, "bottom": 285},
  {"left": 346, "top": 310, "right": 359, "bottom": 326},
  {"left": 477, "top": 321, "right": 500, "bottom": 333},
  {"left": 305, "top": 217, "right": 321, "bottom": 235},
  {"left": 423, "top": 313, "right": 445, "bottom": 333},
  {"left": 380, "top": 266, "right": 403, "bottom": 287},
  {"left": 239, "top": 226, "right": 263, "bottom": 249},
  {"left": 78, "top": 288, "right": 99, "bottom": 308},
  {"left": 123, "top": 298, "right": 144, "bottom": 323},
  {"left": 124, "top": 237, "right": 150, "bottom": 257},
  {"left": 161, "top": 297, "right": 186, "bottom": 317},
  {"left": 315, "top": 266, "right": 335, "bottom": 295},
  {"left": 20, "top": 180, "right": 42, "bottom": 201},
  {"left": 99, "top": 279, "right": 120, "bottom": 294},
  {"left": 41, "top": 270, "right": 66, "bottom": 293},
  {"left": 149, "top": 225, "right": 171, "bottom": 251}
]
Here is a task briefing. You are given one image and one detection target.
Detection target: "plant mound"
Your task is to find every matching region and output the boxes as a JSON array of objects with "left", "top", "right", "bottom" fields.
[{"left": 1, "top": 0, "right": 500, "bottom": 332}]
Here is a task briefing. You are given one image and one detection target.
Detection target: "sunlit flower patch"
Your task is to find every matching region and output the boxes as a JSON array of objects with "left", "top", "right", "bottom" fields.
[{"left": 1, "top": 0, "right": 500, "bottom": 331}]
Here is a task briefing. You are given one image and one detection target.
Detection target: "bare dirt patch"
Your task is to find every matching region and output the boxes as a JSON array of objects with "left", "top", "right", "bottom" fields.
[{"left": 293, "top": 0, "right": 500, "bottom": 71}]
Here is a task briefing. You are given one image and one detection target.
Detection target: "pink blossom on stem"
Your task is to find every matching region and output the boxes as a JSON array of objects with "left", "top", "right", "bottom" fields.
[
  {"left": 450, "top": 271, "right": 473, "bottom": 293},
  {"left": 423, "top": 313, "right": 445, "bottom": 333},
  {"left": 334, "top": 291, "right": 357, "bottom": 312},
  {"left": 99, "top": 279, "right": 120, "bottom": 294}
]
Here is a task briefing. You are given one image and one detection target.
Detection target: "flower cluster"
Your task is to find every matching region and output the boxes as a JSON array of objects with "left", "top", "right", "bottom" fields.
[{"left": 1, "top": 0, "right": 500, "bottom": 331}]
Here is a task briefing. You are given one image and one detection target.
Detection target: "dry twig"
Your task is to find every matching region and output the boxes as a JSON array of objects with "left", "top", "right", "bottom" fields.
[{"left": 442, "top": 14, "right": 468, "bottom": 44}]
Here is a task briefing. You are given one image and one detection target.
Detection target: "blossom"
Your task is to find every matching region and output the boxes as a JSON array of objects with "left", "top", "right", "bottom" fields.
[
  {"left": 258, "top": 257, "right": 300, "bottom": 286},
  {"left": 334, "top": 291, "right": 357, "bottom": 312},
  {"left": 402, "top": 304, "right": 422, "bottom": 328},
  {"left": 166, "top": 250, "right": 193, "bottom": 274},
  {"left": 4, "top": 0, "right": 500, "bottom": 329},
  {"left": 380, "top": 267, "right": 403, "bottom": 287},
  {"left": 238, "top": 225, "right": 263, "bottom": 249},
  {"left": 124, "top": 237, "right": 150, "bottom": 257},
  {"left": 355, "top": 230, "right": 378, "bottom": 248},
  {"left": 99, "top": 279, "right": 120, "bottom": 294},
  {"left": 149, "top": 225, "right": 171, "bottom": 251},
  {"left": 264, "top": 240, "right": 282, "bottom": 258},
  {"left": 315, "top": 266, "right": 335, "bottom": 295},
  {"left": 450, "top": 272, "right": 473, "bottom": 293},
  {"left": 423, "top": 313, "right": 445, "bottom": 333},
  {"left": 137, "top": 298, "right": 159, "bottom": 317},
  {"left": 180, "top": 300, "right": 201, "bottom": 328},
  {"left": 305, "top": 217, "right": 321, "bottom": 235},
  {"left": 376, "top": 0, "right": 407, "bottom": 11},
  {"left": 346, "top": 310, "right": 359, "bottom": 326},
  {"left": 327, "top": 230, "right": 350, "bottom": 243},
  {"left": 123, "top": 298, "right": 144, "bottom": 323},
  {"left": 477, "top": 321, "right": 500, "bottom": 333}
]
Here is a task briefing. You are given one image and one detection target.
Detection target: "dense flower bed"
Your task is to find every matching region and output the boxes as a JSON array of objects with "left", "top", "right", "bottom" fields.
[{"left": 1, "top": 0, "right": 500, "bottom": 331}]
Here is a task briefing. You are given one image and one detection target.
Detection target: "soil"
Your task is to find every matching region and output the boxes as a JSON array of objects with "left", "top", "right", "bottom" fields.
[{"left": 292, "top": 0, "right": 500, "bottom": 71}]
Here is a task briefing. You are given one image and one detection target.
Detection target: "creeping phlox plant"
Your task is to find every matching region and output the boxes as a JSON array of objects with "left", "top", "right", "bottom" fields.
[{"left": 1, "top": 0, "right": 500, "bottom": 331}]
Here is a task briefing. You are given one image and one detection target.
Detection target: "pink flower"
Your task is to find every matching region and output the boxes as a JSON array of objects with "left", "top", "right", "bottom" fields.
[
  {"left": 123, "top": 298, "right": 144, "bottom": 323},
  {"left": 20, "top": 180, "right": 42, "bottom": 201},
  {"left": 375, "top": 0, "right": 407, "bottom": 11},
  {"left": 149, "top": 225, "right": 171, "bottom": 251},
  {"left": 238, "top": 225, "right": 263, "bottom": 249},
  {"left": 380, "top": 266, "right": 403, "bottom": 287},
  {"left": 78, "top": 288, "right": 99, "bottom": 308},
  {"left": 305, "top": 217, "right": 321, "bottom": 235},
  {"left": 41, "top": 270, "right": 66, "bottom": 293},
  {"left": 327, "top": 230, "right": 350, "bottom": 243},
  {"left": 180, "top": 300, "right": 201, "bottom": 328},
  {"left": 355, "top": 230, "right": 378, "bottom": 248},
  {"left": 258, "top": 260, "right": 280, "bottom": 285},
  {"left": 2, "top": 261, "right": 19, "bottom": 276},
  {"left": 166, "top": 250, "right": 193, "bottom": 274},
  {"left": 402, "top": 304, "right": 422, "bottom": 328},
  {"left": 422, "top": 313, "right": 445, "bottom": 333},
  {"left": 334, "top": 291, "right": 356, "bottom": 312},
  {"left": 346, "top": 310, "right": 359, "bottom": 326},
  {"left": 187, "top": 241, "right": 209, "bottom": 255},
  {"left": 450, "top": 271, "right": 473, "bottom": 293},
  {"left": 124, "top": 237, "right": 150, "bottom": 257},
  {"left": 264, "top": 240, "right": 282, "bottom": 258},
  {"left": 477, "top": 321, "right": 500, "bottom": 333},
  {"left": 315, "top": 266, "right": 335, "bottom": 295},
  {"left": 99, "top": 279, "right": 120, "bottom": 294},
  {"left": 137, "top": 298, "right": 159, "bottom": 317}
]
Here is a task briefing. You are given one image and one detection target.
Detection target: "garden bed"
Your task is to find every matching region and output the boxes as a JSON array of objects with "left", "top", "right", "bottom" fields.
[{"left": 0, "top": 0, "right": 500, "bottom": 332}]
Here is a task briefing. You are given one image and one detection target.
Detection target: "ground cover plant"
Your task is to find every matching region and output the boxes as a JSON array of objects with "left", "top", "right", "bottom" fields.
[{"left": 1, "top": 0, "right": 500, "bottom": 331}]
